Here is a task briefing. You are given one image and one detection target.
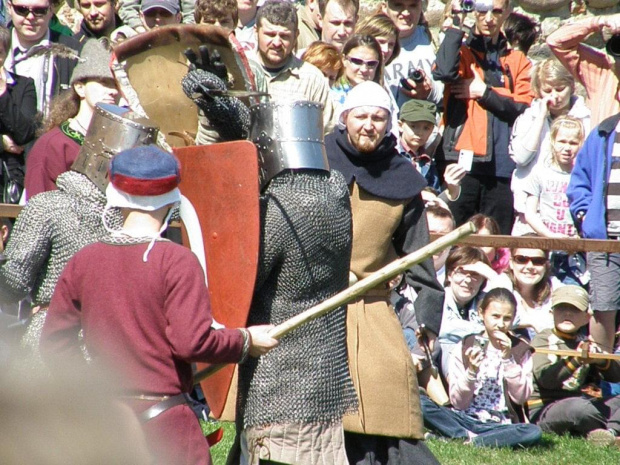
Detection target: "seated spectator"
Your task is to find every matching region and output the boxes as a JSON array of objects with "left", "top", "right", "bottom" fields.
[
  {"left": 497, "top": 243, "right": 555, "bottom": 340},
  {"left": 25, "top": 40, "right": 119, "bottom": 199},
  {"left": 0, "top": 25, "right": 37, "bottom": 203},
  {"left": 194, "top": 0, "right": 237, "bottom": 29},
  {"left": 529, "top": 285, "right": 620, "bottom": 447},
  {"left": 425, "top": 203, "right": 455, "bottom": 284},
  {"left": 439, "top": 245, "right": 497, "bottom": 376},
  {"left": 524, "top": 116, "right": 587, "bottom": 286},
  {"left": 510, "top": 58, "right": 590, "bottom": 236},
  {"left": 422, "top": 288, "right": 541, "bottom": 448},
  {"left": 503, "top": 12, "right": 540, "bottom": 56},
  {"left": 301, "top": 41, "right": 342, "bottom": 86},
  {"left": 330, "top": 34, "right": 383, "bottom": 107},
  {"left": 469, "top": 213, "right": 510, "bottom": 274}
]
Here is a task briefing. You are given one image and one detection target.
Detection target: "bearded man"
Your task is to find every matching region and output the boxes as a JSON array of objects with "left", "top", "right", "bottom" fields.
[{"left": 325, "top": 80, "right": 443, "bottom": 465}]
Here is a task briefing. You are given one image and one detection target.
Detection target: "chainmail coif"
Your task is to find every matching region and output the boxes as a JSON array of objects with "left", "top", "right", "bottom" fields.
[
  {"left": 238, "top": 170, "right": 358, "bottom": 429},
  {"left": 0, "top": 171, "right": 122, "bottom": 368}
]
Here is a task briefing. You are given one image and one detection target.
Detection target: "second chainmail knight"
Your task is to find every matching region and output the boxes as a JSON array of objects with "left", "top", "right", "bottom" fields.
[
  {"left": 237, "top": 170, "right": 358, "bottom": 428},
  {"left": 0, "top": 171, "right": 122, "bottom": 368}
]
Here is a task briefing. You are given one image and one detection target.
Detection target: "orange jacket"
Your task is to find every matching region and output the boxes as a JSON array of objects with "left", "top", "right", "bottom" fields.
[{"left": 433, "top": 29, "right": 534, "bottom": 172}]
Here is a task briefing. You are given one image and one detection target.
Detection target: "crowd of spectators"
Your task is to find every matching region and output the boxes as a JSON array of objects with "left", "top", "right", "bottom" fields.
[{"left": 3, "top": 0, "right": 620, "bottom": 454}]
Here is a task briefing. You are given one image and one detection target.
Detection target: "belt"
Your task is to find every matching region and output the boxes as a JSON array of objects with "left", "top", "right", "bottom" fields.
[{"left": 136, "top": 393, "right": 190, "bottom": 423}]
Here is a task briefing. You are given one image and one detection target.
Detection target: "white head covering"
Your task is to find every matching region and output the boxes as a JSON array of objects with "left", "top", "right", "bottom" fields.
[{"left": 338, "top": 81, "right": 393, "bottom": 129}]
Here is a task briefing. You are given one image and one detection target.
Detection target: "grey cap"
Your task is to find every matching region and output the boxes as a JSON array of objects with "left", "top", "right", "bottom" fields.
[
  {"left": 140, "top": 0, "right": 180, "bottom": 14},
  {"left": 70, "top": 40, "right": 114, "bottom": 85}
]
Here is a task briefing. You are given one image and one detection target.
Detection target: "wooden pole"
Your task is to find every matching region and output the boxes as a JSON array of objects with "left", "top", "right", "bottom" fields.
[{"left": 194, "top": 221, "right": 477, "bottom": 383}]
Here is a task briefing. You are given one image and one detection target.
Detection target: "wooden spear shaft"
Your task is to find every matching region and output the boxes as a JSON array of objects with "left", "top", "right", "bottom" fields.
[{"left": 194, "top": 221, "right": 477, "bottom": 383}]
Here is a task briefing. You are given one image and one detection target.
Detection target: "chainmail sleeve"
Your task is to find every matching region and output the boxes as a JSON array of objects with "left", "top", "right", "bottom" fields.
[
  {"left": 0, "top": 194, "right": 56, "bottom": 303},
  {"left": 237, "top": 170, "right": 358, "bottom": 429}
]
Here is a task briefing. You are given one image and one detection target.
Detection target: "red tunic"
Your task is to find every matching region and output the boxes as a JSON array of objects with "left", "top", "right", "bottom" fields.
[
  {"left": 24, "top": 124, "right": 81, "bottom": 200},
  {"left": 42, "top": 240, "right": 244, "bottom": 465}
]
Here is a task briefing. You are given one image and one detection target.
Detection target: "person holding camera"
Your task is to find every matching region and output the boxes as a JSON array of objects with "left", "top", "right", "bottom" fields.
[
  {"left": 432, "top": 0, "right": 534, "bottom": 235},
  {"left": 547, "top": 14, "right": 620, "bottom": 127}
]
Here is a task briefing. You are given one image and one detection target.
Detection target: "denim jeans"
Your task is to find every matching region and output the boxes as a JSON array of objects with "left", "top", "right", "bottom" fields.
[{"left": 420, "top": 394, "right": 541, "bottom": 448}]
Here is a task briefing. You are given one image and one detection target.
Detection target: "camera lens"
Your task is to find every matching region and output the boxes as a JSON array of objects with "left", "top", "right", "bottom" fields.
[
  {"left": 409, "top": 69, "right": 424, "bottom": 83},
  {"left": 607, "top": 34, "right": 620, "bottom": 59},
  {"left": 461, "top": 0, "right": 474, "bottom": 13}
]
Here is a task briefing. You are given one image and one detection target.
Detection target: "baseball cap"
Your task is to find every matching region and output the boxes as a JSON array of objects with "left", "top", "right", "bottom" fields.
[
  {"left": 551, "top": 285, "right": 589, "bottom": 312},
  {"left": 140, "top": 0, "right": 180, "bottom": 14},
  {"left": 399, "top": 99, "right": 436, "bottom": 125}
]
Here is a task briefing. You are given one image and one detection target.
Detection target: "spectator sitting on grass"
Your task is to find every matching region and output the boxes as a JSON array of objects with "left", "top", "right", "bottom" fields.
[{"left": 528, "top": 285, "right": 620, "bottom": 447}]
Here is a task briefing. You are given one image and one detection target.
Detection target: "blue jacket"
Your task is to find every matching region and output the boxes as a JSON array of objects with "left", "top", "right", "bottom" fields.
[{"left": 567, "top": 113, "right": 620, "bottom": 239}]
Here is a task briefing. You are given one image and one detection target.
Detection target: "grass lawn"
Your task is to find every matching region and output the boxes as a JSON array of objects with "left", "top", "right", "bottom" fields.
[{"left": 202, "top": 421, "right": 620, "bottom": 465}]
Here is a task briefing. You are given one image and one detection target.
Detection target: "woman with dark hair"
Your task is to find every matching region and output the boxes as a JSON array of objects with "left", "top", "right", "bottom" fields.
[
  {"left": 0, "top": 25, "right": 38, "bottom": 203},
  {"left": 24, "top": 40, "right": 119, "bottom": 200},
  {"left": 330, "top": 34, "right": 383, "bottom": 107}
]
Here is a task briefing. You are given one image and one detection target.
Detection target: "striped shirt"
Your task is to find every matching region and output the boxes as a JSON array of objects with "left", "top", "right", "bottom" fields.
[{"left": 607, "top": 131, "right": 620, "bottom": 236}]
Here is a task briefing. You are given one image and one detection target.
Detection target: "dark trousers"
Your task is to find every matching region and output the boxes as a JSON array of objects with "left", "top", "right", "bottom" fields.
[
  {"left": 447, "top": 174, "right": 514, "bottom": 235},
  {"left": 531, "top": 395, "right": 620, "bottom": 436},
  {"left": 420, "top": 394, "right": 541, "bottom": 448},
  {"left": 344, "top": 431, "right": 440, "bottom": 465}
]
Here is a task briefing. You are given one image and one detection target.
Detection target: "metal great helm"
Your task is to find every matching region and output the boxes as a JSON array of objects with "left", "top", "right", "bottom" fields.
[
  {"left": 71, "top": 104, "right": 160, "bottom": 193},
  {"left": 250, "top": 101, "right": 329, "bottom": 190}
]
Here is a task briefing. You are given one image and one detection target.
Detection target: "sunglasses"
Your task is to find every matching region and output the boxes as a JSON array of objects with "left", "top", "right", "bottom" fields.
[
  {"left": 513, "top": 255, "right": 547, "bottom": 266},
  {"left": 346, "top": 56, "right": 379, "bottom": 69},
  {"left": 11, "top": 3, "right": 50, "bottom": 17}
]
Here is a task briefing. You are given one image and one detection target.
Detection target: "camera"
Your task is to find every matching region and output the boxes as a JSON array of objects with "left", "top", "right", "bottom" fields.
[
  {"left": 400, "top": 68, "right": 424, "bottom": 91},
  {"left": 461, "top": 0, "right": 474, "bottom": 12},
  {"left": 607, "top": 34, "right": 620, "bottom": 59},
  {"left": 473, "top": 335, "right": 489, "bottom": 353}
]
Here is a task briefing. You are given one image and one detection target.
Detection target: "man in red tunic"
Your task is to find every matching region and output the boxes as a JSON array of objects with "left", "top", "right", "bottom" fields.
[{"left": 41, "top": 145, "right": 278, "bottom": 465}]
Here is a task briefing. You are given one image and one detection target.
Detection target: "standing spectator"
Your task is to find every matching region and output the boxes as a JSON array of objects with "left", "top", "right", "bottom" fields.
[
  {"left": 73, "top": 0, "right": 121, "bottom": 43},
  {"left": 5, "top": 0, "right": 82, "bottom": 117},
  {"left": 236, "top": 0, "right": 258, "bottom": 53},
  {"left": 319, "top": 0, "right": 357, "bottom": 52},
  {"left": 139, "top": 0, "right": 181, "bottom": 30},
  {"left": 330, "top": 34, "right": 382, "bottom": 107},
  {"left": 0, "top": 25, "right": 37, "bottom": 203},
  {"left": 25, "top": 40, "right": 119, "bottom": 199},
  {"left": 433, "top": 0, "right": 534, "bottom": 235},
  {"left": 469, "top": 213, "right": 511, "bottom": 274},
  {"left": 510, "top": 58, "right": 590, "bottom": 236},
  {"left": 301, "top": 41, "right": 342, "bottom": 85},
  {"left": 194, "top": 0, "right": 236, "bottom": 28},
  {"left": 524, "top": 117, "right": 585, "bottom": 285},
  {"left": 567, "top": 112, "right": 620, "bottom": 353},
  {"left": 295, "top": 0, "right": 321, "bottom": 51},
  {"left": 119, "top": 0, "right": 193, "bottom": 34},
  {"left": 547, "top": 13, "right": 620, "bottom": 126},
  {"left": 381, "top": 0, "right": 443, "bottom": 108},
  {"left": 503, "top": 12, "right": 539, "bottom": 56},
  {"left": 529, "top": 285, "right": 620, "bottom": 446},
  {"left": 251, "top": 0, "right": 335, "bottom": 132}
]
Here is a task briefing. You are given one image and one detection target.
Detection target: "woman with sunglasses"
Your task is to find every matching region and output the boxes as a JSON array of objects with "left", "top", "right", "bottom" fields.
[
  {"left": 438, "top": 245, "right": 499, "bottom": 376},
  {"left": 330, "top": 34, "right": 383, "bottom": 108},
  {"left": 497, "top": 244, "right": 555, "bottom": 340}
]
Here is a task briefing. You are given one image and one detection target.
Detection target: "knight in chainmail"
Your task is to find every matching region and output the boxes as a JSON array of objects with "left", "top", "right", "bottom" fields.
[
  {"left": 0, "top": 104, "right": 159, "bottom": 372},
  {"left": 225, "top": 102, "right": 357, "bottom": 465}
]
